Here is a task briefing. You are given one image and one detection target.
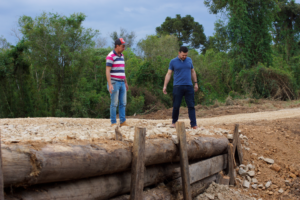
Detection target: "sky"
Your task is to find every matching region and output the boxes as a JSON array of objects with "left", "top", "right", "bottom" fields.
[{"left": 1, "top": 0, "right": 300, "bottom": 47}]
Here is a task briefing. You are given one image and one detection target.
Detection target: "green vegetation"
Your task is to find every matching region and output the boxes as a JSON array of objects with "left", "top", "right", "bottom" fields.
[{"left": 1, "top": 1, "right": 300, "bottom": 118}]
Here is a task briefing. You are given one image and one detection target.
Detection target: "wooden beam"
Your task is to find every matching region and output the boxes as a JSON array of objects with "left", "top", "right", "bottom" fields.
[
  {"left": 176, "top": 122, "right": 192, "bottom": 200},
  {"left": 130, "top": 127, "right": 146, "bottom": 200},
  {"left": 232, "top": 124, "right": 243, "bottom": 166},
  {"left": 172, "top": 154, "right": 227, "bottom": 184},
  {"left": 227, "top": 143, "right": 236, "bottom": 186}
]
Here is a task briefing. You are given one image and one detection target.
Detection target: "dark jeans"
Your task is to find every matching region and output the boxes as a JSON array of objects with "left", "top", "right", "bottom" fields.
[{"left": 172, "top": 85, "right": 197, "bottom": 127}]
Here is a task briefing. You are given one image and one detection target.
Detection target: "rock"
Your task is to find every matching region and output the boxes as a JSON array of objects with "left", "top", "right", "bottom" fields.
[
  {"left": 171, "top": 135, "right": 178, "bottom": 144},
  {"left": 285, "top": 180, "right": 290, "bottom": 186},
  {"left": 264, "top": 158, "right": 274, "bottom": 164},
  {"left": 236, "top": 178, "right": 242, "bottom": 183},
  {"left": 247, "top": 171, "right": 255, "bottom": 177},
  {"left": 247, "top": 164, "right": 254, "bottom": 170},
  {"left": 289, "top": 173, "right": 297, "bottom": 178},
  {"left": 258, "top": 184, "right": 264, "bottom": 188},
  {"left": 243, "top": 180, "right": 250, "bottom": 188},
  {"left": 246, "top": 176, "right": 251, "bottom": 182},
  {"left": 265, "top": 181, "right": 272, "bottom": 188},
  {"left": 271, "top": 164, "right": 281, "bottom": 172},
  {"left": 258, "top": 156, "right": 265, "bottom": 160},
  {"left": 244, "top": 147, "right": 250, "bottom": 151},
  {"left": 239, "top": 168, "right": 247, "bottom": 176},
  {"left": 252, "top": 153, "right": 258, "bottom": 156},
  {"left": 227, "top": 134, "right": 233, "bottom": 140},
  {"left": 252, "top": 184, "right": 258, "bottom": 189},
  {"left": 205, "top": 193, "right": 215, "bottom": 200},
  {"left": 269, "top": 191, "right": 273, "bottom": 195},
  {"left": 217, "top": 193, "right": 224, "bottom": 200},
  {"left": 239, "top": 164, "right": 246, "bottom": 169},
  {"left": 252, "top": 178, "right": 258, "bottom": 184},
  {"left": 278, "top": 188, "right": 284, "bottom": 193}
]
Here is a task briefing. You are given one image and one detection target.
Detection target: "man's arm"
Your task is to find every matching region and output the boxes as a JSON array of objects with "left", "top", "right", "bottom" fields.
[
  {"left": 124, "top": 77, "right": 129, "bottom": 91},
  {"left": 106, "top": 66, "right": 113, "bottom": 94},
  {"left": 191, "top": 69, "right": 198, "bottom": 92},
  {"left": 163, "top": 69, "right": 173, "bottom": 94}
]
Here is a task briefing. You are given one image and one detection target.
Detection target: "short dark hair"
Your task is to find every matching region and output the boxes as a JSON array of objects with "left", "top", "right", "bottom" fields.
[{"left": 179, "top": 46, "right": 188, "bottom": 53}]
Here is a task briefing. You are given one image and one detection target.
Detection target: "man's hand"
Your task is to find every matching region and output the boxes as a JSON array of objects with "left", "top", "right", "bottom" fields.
[
  {"left": 194, "top": 83, "right": 198, "bottom": 92},
  {"left": 125, "top": 82, "right": 129, "bottom": 91},
  {"left": 108, "top": 84, "right": 114, "bottom": 94},
  {"left": 163, "top": 86, "right": 167, "bottom": 94}
]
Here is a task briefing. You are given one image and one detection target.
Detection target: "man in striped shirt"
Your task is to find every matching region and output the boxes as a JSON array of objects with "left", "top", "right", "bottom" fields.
[{"left": 106, "top": 38, "right": 129, "bottom": 127}]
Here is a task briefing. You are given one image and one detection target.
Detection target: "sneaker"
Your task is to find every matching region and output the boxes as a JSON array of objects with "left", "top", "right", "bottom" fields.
[
  {"left": 111, "top": 123, "right": 117, "bottom": 127},
  {"left": 192, "top": 126, "right": 198, "bottom": 129},
  {"left": 120, "top": 121, "right": 129, "bottom": 127}
]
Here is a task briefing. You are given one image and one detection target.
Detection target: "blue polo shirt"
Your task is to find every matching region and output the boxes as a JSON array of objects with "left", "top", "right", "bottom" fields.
[{"left": 169, "top": 57, "right": 194, "bottom": 86}]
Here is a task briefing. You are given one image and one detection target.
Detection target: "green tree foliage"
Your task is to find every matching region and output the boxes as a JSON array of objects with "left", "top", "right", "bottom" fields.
[
  {"left": 110, "top": 28, "right": 136, "bottom": 48},
  {"left": 203, "top": 20, "right": 230, "bottom": 53},
  {"left": 19, "top": 12, "right": 98, "bottom": 116},
  {"left": 273, "top": 0, "right": 300, "bottom": 62},
  {"left": 156, "top": 14, "right": 206, "bottom": 49},
  {"left": 205, "top": 0, "right": 278, "bottom": 68},
  {"left": 0, "top": 36, "right": 11, "bottom": 51}
]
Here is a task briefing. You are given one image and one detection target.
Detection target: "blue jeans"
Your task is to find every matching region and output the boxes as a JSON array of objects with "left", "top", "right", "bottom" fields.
[
  {"left": 172, "top": 85, "right": 197, "bottom": 127},
  {"left": 107, "top": 80, "right": 127, "bottom": 124}
]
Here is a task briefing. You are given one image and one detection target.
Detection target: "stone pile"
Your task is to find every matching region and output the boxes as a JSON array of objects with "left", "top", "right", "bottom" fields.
[{"left": 0, "top": 120, "right": 228, "bottom": 143}]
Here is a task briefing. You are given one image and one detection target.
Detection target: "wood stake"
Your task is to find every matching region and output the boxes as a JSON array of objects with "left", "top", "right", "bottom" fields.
[
  {"left": 228, "top": 143, "right": 236, "bottom": 186},
  {"left": 176, "top": 122, "right": 192, "bottom": 200},
  {"left": 130, "top": 127, "right": 146, "bottom": 200},
  {"left": 0, "top": 130, "right": 4, "bottom": 200},
  {"left": 232, "top": 124, "right": 243, "bottom": 166}
]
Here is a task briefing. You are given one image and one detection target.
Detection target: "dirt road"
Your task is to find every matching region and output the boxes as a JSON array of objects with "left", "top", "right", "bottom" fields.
[{"left": 155, "top": 107, "right": 300, "bottom": 126}]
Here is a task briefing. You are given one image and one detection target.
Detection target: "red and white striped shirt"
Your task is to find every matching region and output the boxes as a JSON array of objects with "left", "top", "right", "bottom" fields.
[{"left": 106, "top": 50, "right": 125, "bottom": 81}]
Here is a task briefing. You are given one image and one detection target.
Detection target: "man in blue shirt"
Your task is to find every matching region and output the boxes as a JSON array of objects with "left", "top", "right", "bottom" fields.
[{"left": 163, "top": 46, "right": 198, "bottom": 129}]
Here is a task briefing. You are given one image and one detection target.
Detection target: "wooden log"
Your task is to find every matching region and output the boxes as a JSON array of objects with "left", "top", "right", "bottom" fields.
[
  {"left": 171, "top": 154, "right": 227, "bottom": 191},
  {"left": 173, "top": 154, "right": 227, "bottom": 184},
  {"left": 176, "top": 122, "right": 192, "bottom": 200},
  {"left": 6, "top": 154, "right": 227, "bottom": 200},
  {"left": 130, "top": 127, "right": 146, "bottom": 200},
  {"left": 111, "top": 174, "right": 217, "bottom": 200},
  {"left": 227, "top": 143, "right": 235, "bottom": 186},
  {"left": 6, "top": 165, "right": 171, "bottom": 200},
  {"left": 2, "top": 136, "right": 228, "bottom": 187},
  {"left": 232, "top": 124, "right": 243, "bottom": 166}
]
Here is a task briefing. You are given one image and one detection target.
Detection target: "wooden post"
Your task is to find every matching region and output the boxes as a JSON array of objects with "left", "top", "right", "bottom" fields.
[
  {"left": 0, "top": 130, "right": 4, "bottom": 200},
  {"left": 232, "top": 124, "right": 243, "bottom": 166},
  {"left": 176, "top": 122, "right": 192, "bottom": 200},
  {"left": 115, "top": 126, "right": 122, "bottom": 141},
  {"left": 227, "top": 143, "right": 236, "bottom": 186},
  {"left": 130, "top": 127, "right": 146, "bottom": 200}
]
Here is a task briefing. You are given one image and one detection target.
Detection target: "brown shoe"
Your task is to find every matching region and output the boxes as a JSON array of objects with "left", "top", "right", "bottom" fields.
[
  {"left": 111, "top": 123, "right": 117, "bottom": 127},
  {"left": 192, "top": 126, "right": 198, "bottom": 129},
  {"left": 120, "top": 121, "right": 129, "bottom": 127},
  {"left": 170, "top": 124, "right": 175, "bottom": 128}
]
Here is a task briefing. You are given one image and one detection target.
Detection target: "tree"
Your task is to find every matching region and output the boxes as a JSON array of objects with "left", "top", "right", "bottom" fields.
[
  {"left": 156, "top": 14, "right": 206, "bottom": 49},
  {"left": 273, "top": 0, "right": 300, "bottom": 61},
  {"left": 0, "top": 36, "right": 11, "bottom": 51},
  {"left": 110, "top": 28, "right": 136, "bottom": 49},
  {"left": 18, "top": 12, "right": 98, "bottom": 116},
  {"left": 204, "top": 0, "right": 278, "bottom": 68},
  {"left": 202, "top": 20, "right": 230, "bottom": 54}
]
